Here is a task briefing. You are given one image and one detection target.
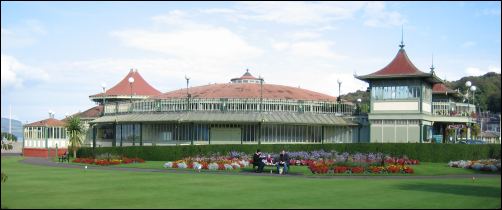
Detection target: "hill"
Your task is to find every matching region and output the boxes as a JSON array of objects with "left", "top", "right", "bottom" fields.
[{"left": 1, "top": 118, "right": 23, "bottom": 141}]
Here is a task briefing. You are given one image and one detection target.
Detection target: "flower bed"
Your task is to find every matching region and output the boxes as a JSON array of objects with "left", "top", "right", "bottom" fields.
[
  {"left": 163, "top": 155, "right": 250, "bottom": 171},
  {"left": 448, "top": 159, "right": 501, "bottom": 172},
  {"left": 300, "top": 151, "right": 418, "bottom": 175},
  {"left": 72, "top": 157, "right": 145, "bottom": 166},
  {"left": 161, "top": 151, "right": 418, "bottom": 174}
]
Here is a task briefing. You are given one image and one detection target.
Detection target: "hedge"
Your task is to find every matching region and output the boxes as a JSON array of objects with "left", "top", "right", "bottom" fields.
[{"left": 78, "top": 143, "right": 501, "bottom": 163}]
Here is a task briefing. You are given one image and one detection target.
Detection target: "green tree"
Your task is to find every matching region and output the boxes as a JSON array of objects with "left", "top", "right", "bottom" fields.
[
  {"left": 65, "top": 116, "right": 85, "bottom": 159},
  {"left": 471, "top": 124, "right": 481, "bottom": 139}
]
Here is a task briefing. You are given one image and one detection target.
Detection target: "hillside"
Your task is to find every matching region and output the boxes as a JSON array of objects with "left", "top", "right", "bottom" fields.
[
  {"left": 446, "top": 72, "right": 501, "bottom": 113},
  {"left": 1, "top": 118, "right": 23, "bottom": 141},
  {"left": 341, "top": 72, "right": 501, "bottom": 113}
]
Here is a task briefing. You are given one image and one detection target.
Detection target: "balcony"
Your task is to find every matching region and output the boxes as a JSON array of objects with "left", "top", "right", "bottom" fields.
[
  {"left": 102, "top": 98, "right": 356, "bottom": 116},
  {"left": 432, "top": 102, "right": 476, "bottom": 117}
]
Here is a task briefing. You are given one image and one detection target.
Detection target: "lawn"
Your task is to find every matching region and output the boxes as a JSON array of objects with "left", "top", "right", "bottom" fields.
[
  {"left": 2, "top": 157, "right": 501, "bottom": 209},
  {"left": 64, "top": 158, "right": 500, "bottom": 176}
]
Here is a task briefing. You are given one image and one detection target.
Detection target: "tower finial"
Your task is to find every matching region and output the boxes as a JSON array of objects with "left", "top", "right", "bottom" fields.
[
  {"left": 430, "top": 53, "right": 435, "bottom": 73},
  {"left": 399, "top": 25, "right": 405, "bottom": 49}
]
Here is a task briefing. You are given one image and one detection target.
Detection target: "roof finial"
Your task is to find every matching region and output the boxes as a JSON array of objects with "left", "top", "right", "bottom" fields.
[
  {"left": 246, "top": 68, "right": 249, "bottom": 73},
  {"left": 430, "top": 53, "right": 435, "bottom": 73},
  {"left": 399, "top": 25, "right": 405, "bottom": 49}
]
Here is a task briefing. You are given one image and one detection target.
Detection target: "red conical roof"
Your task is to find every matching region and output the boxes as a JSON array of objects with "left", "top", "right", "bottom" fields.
[
  {"left": 369, "top": 49, "right": 428, "bottom": 76},
  {"left": 356, "top": 48, "right": 442, "bottom": 84},
  {"left": 90, "top": 69, "right": 161, "bottom": 98}
]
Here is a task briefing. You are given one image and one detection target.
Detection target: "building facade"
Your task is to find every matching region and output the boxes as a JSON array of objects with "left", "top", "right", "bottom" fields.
[
  {"left": 89, "top": 70, "right": 363, "bottom": 147},
  {"left": 356, "top": 43, "right": 477, "bottom": 143},
  {"left": 23, "top": 116, "right": 68, "bottom": 157}
]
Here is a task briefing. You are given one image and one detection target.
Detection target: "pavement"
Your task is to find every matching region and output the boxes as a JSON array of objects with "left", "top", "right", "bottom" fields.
[{"left": 19, "top": 157, "right": 501, "bottom": 180}]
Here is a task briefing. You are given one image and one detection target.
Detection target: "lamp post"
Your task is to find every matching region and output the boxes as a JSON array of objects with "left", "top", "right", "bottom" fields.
[
  {"left": 185, "top": 75, "right": 190, "bottom": 111},
  {"left": 337, "top": 79, "right": 342, "bottom": 103},
  {"left": 128, "top": 77, "right": 135, "bottom": 104},
  {"left": 259, "top": 76, "right": 264, "bottom": 112},
  {"left": 101, "top": 83, "right": 107, "bottom": 115},
  {"left": 465, "top": 81, "right": 472, "bottom": 103},
  {"left": 356, "top": 98, "right": 362, "bottom": 115},
  {"left": 470, "top": 85, "right": 476, "bottom": 114}
]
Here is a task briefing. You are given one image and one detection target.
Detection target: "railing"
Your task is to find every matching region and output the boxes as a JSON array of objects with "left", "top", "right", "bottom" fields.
[
  {"left": 432, "top": 102, "right": 476, "bottom": 117},
  {"left": 103, "top": 98, "right": 356, "bottom": 116}
]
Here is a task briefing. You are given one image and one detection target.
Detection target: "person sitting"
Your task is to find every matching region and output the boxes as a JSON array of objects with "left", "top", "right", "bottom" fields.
[
  {"left": 276, "top": 150, "right": 290, "bottom": 174},
  {"left": 59, "top": 151, "right": 68, "bottom": 163},
  {"left": 265, "top": 154, "right": 274, "bottom": 165},
  {"left": 252, "top": 149, "right": 265, "bottom": 173}
]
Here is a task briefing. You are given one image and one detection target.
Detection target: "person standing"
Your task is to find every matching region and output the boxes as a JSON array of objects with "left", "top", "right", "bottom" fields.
[
  {"left": 276, "top": 150, "right": 290, "bottom": 174},
  {"left": 253, "top": 149, "right": 265, "bottom": 173}
]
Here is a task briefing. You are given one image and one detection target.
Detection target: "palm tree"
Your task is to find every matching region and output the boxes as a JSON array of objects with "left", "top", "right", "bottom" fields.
[{"left": 65, "top": 116, "right": 84, "bottom": 159}]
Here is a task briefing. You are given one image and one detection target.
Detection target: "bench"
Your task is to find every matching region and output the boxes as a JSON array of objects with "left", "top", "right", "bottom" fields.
[{"left": 58, "top": 153, "right": 69, "bottom": 163}]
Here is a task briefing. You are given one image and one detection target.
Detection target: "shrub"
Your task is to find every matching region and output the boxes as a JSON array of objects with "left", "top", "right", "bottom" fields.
[{"left": 78, "top": 144, "right": 501, "bottom": 163}]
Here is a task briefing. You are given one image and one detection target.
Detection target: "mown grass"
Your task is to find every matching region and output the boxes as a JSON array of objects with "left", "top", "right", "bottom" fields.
[{"left": 2, "top": 157, "right": 500, "bottom": 209}]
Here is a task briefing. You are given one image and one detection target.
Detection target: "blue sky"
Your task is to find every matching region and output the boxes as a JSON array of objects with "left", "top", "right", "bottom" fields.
[{"left": 1, "top": 1, "right": 501, "bottom": 123}]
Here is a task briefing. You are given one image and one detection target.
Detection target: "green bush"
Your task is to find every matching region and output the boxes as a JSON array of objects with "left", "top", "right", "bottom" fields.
[{"left": 78, "top": 143, "right": 501, "bottom": 163}]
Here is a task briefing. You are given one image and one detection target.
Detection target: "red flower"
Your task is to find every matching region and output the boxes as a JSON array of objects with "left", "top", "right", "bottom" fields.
[
  {"left": 218, "top": 163, "right": 225, "bottom": 170},
  {"left": 202, "top": 162, "right": 209, "bottom": 170},
  {"left": 172, "top": 162, "right": 178, "bottom": 168},
  {"left": 334, "top": 166, "right": 348, "bottom": 173},
  {"left": 387, "top": 165, "right": 400, "bottom": 173},
  {"left": 351, "top": 166, "right": 365, "bottom": 174}
]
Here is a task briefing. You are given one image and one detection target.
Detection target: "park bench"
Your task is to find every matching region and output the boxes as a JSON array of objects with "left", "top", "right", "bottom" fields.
[{"left": 58, "top": 152, "right": 69, "bottom": 163}]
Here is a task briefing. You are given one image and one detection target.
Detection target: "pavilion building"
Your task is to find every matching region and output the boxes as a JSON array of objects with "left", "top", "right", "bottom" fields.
[
  {"left": 23, "top": 114, "right": 68, "bottom": 158},
  {"left": 89, "top": 70, "right": 361, "bottom": 147},
  {"left": 356, "top": 42, "right": 476, "bottom": 143}
]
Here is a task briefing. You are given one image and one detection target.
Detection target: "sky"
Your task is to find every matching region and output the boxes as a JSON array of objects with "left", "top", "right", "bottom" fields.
[{"left": 1, "top": 1, "right": 501, "bottom": 123}]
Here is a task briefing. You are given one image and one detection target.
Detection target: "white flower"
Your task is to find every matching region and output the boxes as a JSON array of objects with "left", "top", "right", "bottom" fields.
[
  {"left": 164, "top": 162, "right": 173, "bottom": 168},
  {"left": 224, "top": 164, "right": 233, "bottom": 170},
  {"left": 208, "top": 163, "right": 219, "bottom": 170},
  {"left": 193, "top": 162, "right": 202, "bottom": 171},
  {"left": 177, "top": 162, "right": 187, "bottom": 169},
  {"left": 231, "top": 162, "right": 241, "bottom": 169},
  {"left": 239, "top": 160, "right": 249, "bottom": 167}
]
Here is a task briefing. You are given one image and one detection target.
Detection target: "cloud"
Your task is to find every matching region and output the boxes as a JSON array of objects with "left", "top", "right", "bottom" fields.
[
  {"left": 273, "top": 41, "right": 347, "bottom": 60},
  {"left": 1, "top": 19, "right": 47, "bottom": 49},
  {"left": 363, "top": 2, "right": 406, "bottom": 28},
  {"left": 1, "top": 54, "right": 49, "bottom": 89},
  {"left": 481, "top": 8, "right": 501, "bottom": 16},
  {"left": 488, "top": 65, "right": 501, "bottom": 73},
  {"left": 461, "top": 41, "right": 476, "bottom": 48},
  {"left": 236, "top": 1, "right": 366, "bottom": 25},
  {"left": 111, "top": 27, "right": 262, "bottom": 62},
  {"left": 465, "top": 65, "right": 500, "bottom": 76}
]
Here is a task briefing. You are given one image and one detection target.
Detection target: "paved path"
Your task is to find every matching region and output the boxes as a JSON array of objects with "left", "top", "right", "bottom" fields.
[{"left": 20, "top": 157, "right": 501, "bottom": 180}]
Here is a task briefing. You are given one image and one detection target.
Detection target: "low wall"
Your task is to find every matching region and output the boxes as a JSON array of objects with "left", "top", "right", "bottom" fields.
[{"left": 23, "top": 148, "right": 69, "bottom": 158}]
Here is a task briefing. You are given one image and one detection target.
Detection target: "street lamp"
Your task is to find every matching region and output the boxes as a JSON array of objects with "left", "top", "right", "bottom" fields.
[
  {"left": 101, "top": 83, "right": 107, "bottom": 115},
  {"left": 128, "top": 76, "right": 135, "bottom": 104},
  {"left": 470, "top": 85, "right": 477, "bottom": 118},
  {"left": 259, "top": 75, "right": 264, "bottom": 112},
  {"left": 337, "top": 79, "right": 342, "bottom": 103},
  {"left": 356, "top": 98, "right": 362, "bottom": 115},
  {"left": 185, "top": 75, "right": 190, "bottom": 111},
  {"left": 465, "top": 81, "right": 472, "bottom": 103}
]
